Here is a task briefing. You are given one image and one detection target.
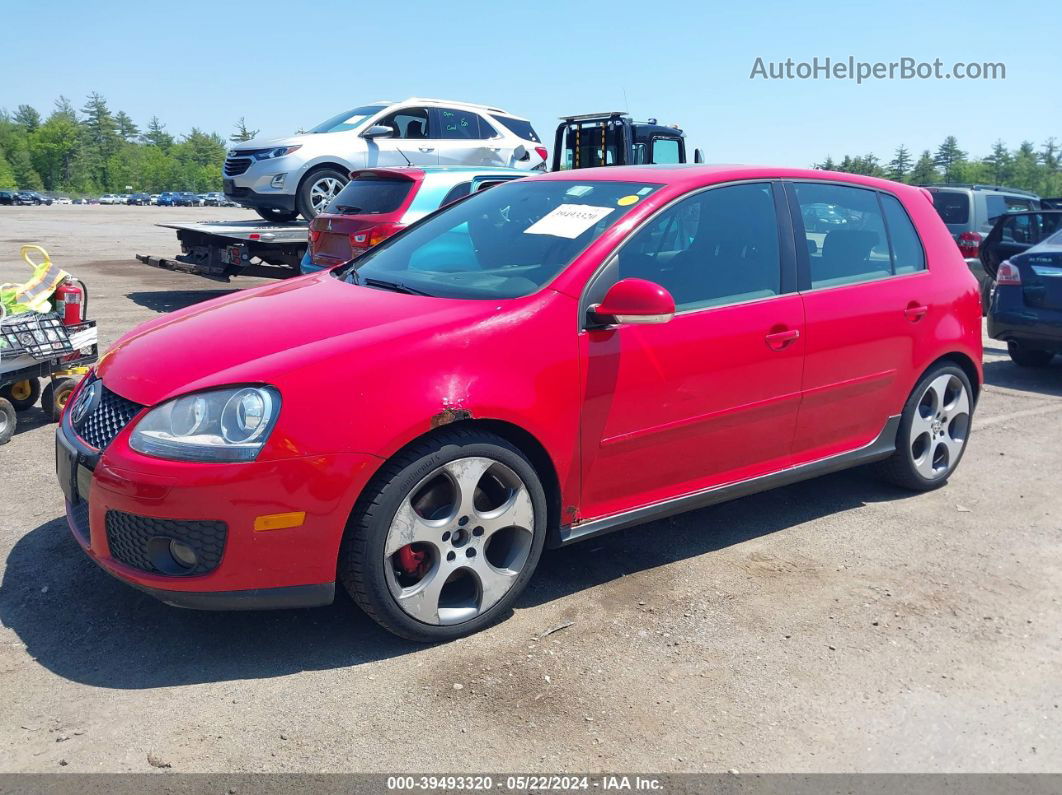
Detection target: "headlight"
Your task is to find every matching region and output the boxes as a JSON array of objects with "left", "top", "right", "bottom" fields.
[
  {"left": 253, "top": 145, "right": 301, "bottom": 161},
  {"left": 129, "top": 386, "right": 280, "bottom": 462}
]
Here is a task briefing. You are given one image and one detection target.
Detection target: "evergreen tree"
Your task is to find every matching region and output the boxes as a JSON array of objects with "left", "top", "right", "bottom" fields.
[
  {"left": 142, "top": 116, "right": 174, "bottom": 150},
  {"left": 887, "top": 145, "right": 912, "bottom": 182},
  {"left": 933, "top": 136, "right": 966, "bottom": 183},
  {"left": 230, "top": 117, "right": 259, "bottom": 142},
  {"left": 8, "top": 145, "right": 43, "bottom": 189},
  {"left": 983, "top": 140, "right": 1012, "bottom": 185},
  {"left": 14, "top": 104, "right": 41, "bottom": 132},
  {"left": 1041, "top": 138, "right": 1060, "bottom": 173},
  {"left": 53, "top": 95, "right": 77, "bottom": 123},
  {"left": 909, "top": 150, "right": 938, "bottom": 184},
  {"left": 0, "top": 148, "right": 16, "bottom": 190},
  {"left": 114, "top": 110, "right": 140, "bottom": 142}
]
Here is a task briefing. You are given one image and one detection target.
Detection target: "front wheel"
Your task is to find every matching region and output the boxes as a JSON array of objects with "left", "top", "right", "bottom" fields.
[
  {"left": 340, "top": 428, "right": 547, "bottom": 642},
  {"left": 876, "top": 364, "right": 974, "bottom": 491},
  {"left": 255, "top": 207, "right": 299, "bottom": 223},
  {"left": 296, "top": 168, "right": 347, "bottom": 220}
]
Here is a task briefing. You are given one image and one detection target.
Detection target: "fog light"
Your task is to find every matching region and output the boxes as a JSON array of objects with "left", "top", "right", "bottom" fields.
[
  {"left": 169, "top": 539, "right": 198, "bottom": 569},
  {"left": 270, "top": 174, "right": 286, "bottom": 189}
]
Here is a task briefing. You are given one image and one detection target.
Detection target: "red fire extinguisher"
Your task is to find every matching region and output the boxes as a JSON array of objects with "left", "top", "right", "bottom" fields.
[{"left": 53, "top": 277, "right": 86, "bottom": 326}]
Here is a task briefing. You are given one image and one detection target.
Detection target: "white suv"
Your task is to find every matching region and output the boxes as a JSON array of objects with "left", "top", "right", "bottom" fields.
[{"left": 222, "top": 98, "right": 546, "bottom": 222}]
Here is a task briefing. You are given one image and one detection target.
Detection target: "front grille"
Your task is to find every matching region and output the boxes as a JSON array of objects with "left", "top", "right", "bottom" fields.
[
  {"left": 78, "top": 385, "right": 143, "bottom": 450},
  {"left": 105, "top": 510, "right": 227, "bottom": 576},
  {"left": 224, "top": 158, "right": 252, "bottom": 176}
]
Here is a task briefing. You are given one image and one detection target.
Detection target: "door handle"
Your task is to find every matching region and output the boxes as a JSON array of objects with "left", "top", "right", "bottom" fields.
[
  {"left": 765, "top": 328, "right": 800, "bottom": 350},
  {"left": 418, "top": 146, "right": 434, "bottom": 153},
  {"left": 489, "top": 146, "right": 502, "bottom": 152},
  {"left": 904, "top": 302, "right": 928, "bottom": 322}
]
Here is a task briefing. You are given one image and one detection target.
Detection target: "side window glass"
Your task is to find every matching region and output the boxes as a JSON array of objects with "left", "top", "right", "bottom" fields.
[
  {"left": 439, "top": 182, "right": 472, "bottom": 207},
  {"left": 618, "top": 182, "right": 781, "bottom": 311},
  {"left": 879, "top": 194, "right": 926, "bottom": 274},
  {"left": 379, "top": 108, "right": 429, "bottom": 139},
  {"left": 438, "top": 108, "right": 484, "bottom": 139},
  {"left": 794, "top": 183, "right": 891, "bottom": 288},
  {"left": 1002, "top": 215, "right": 1032, "bottom": 244},
  {"left": 652, "top": 138, "right": 681, "bottom": 164}
]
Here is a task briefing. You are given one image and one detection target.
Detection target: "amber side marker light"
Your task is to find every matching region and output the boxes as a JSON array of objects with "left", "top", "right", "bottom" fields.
[{"left": 254, "top": 511, "right": 306, "bottom": 532}]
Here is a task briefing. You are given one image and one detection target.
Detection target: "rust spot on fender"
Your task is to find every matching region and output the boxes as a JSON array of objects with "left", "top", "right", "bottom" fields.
[{"left": 430, "top": 407, "right": 473, "bottom": 428}]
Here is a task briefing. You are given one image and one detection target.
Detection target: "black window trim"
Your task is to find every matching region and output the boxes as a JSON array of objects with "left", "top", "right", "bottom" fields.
[
  {"left": 783, "top": 179, "right": 931, "bottom": 294},
  {"left": 649, "top": 135, "right": 686, "bottom": 165},
  {"left": 579, "top": 179, "right": 797, "bottom": 328}
]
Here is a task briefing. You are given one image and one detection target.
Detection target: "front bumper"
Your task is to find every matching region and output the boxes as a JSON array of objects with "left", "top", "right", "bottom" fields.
[
  {"left": 56, "top": 412, "right": 380, "bottom": 610},
  {"left": 223, "top": 183, "right": 297, "bottom": 212}
]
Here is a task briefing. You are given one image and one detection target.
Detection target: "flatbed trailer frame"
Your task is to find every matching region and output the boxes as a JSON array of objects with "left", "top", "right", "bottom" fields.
[{"left": 136, "top": 220, "right": 309, "bottom": 282}]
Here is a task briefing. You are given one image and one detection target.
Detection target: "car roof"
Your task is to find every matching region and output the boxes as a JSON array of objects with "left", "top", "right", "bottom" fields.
[{"left": 530, "top": 164, "right": 921, "bottom": 194}]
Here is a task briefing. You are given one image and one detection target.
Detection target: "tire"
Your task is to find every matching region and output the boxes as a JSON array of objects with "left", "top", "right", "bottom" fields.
[
  {"left": 1007, "top": 341, "right": 1054, "bottom": 368},
  {"left": 339, "top": 427, "right": 548, "bottom": 642},
  {"left": 875, "top": 363, "right": 974, "bottom": 492},
  {"left": 0, "top": 398, "right": 15, "bottom": 445},
  {"left": 255, "top": 207, "right": 299, "bottom": 223},
  {"left": 295, "top": 167, "right": 348, "bottom": 221},
  {"left": 41, "top": 377, "right": 77, "bottom": 422},
  {"left": 1, "top": 378, "right": 41, "bottom": 411}
]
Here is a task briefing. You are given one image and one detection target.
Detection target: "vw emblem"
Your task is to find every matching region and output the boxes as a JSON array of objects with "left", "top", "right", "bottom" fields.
[{"left": 70, "top": 380, "right": 101, "bottom": 425}]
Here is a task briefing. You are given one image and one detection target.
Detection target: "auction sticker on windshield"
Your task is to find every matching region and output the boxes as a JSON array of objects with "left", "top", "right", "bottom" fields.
[{"left": 524, "top": 204, "right": 615, "bottom": 239}]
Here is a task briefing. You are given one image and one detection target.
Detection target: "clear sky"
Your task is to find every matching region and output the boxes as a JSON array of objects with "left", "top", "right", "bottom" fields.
[{"left": 4, "top": 0, "right": 1059, "bottom": 165}]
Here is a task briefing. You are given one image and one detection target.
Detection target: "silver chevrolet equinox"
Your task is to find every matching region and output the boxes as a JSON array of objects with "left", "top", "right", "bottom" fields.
[{"left": 223, "top": 98, "right": 546, "bottom": 222}]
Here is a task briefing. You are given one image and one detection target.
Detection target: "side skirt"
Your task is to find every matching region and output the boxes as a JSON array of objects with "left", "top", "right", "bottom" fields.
[{"left": 556, "top": 415, "right": 901, "bottom": 547}]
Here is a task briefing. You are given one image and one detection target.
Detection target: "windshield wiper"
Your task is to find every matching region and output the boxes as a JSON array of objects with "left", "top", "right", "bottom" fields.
[{"left": 362, "top": 277, "right": 433, "bottom": 296}]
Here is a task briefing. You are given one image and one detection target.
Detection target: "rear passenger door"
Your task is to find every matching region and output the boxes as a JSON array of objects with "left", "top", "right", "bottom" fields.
[
  {"left": 431, "top": 107, "right": 503, "bottom": 166},
  {"left": 786, "top": 181, "right": 930, "bottom": 461}
]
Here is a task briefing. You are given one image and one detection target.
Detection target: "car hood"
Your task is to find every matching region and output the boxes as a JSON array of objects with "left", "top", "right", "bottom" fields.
[
  {"left": 231, "top": 133, "right": 315, "bottom": 152},
  {"left": 98, "top": 273, "right": 500, "bottom": 407}
]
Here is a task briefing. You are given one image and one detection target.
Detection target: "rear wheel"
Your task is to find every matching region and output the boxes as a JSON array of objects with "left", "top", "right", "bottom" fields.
[
  {"left": 255, "top": 207, "right": 299, "bottom": 223},
  {"left": 41, "top": 377, "right": 77, "bottom": 422},
  {"left": 1007, "top": 341, "right": 1054, "bottom": 368},
  {"left": 876, "top": 363, "right": 974, "bottom": 491},
  {"left": 1, "top": 378, "right": 40, "bottom": 411},
  {"left": 0, "top": 398, "right": 15, "bottom": 445},
  {"left": 296, "top": 168, "right": 347, "bottom": 220},
  {"left": 339, "top": 428, "right": 547, "bottom": 642}
]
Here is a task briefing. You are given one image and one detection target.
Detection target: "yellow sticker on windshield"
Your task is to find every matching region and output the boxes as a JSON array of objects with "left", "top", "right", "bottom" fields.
[{"left": 617, "top": 195, "right": 639, "bottom": 206}]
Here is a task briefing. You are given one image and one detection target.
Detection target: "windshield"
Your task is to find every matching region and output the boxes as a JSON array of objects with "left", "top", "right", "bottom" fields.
[
  {"left": 335, "top": 179, "right": 660, "bottom": 299},
  {"left": 309, "top": 105, "right": 386, "bottom": 134}
]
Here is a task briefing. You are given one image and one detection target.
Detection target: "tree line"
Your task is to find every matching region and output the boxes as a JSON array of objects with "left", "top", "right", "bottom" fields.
[
  {"left": 815, "top": 135, "right": 1062, "bottom": 196},
  {"left": 0, "top": 93, "right": 260, "bottom": 195}
]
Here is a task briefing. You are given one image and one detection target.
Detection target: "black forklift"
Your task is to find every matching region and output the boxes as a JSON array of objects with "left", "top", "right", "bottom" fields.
[{"left": 552, "top": 112, "right": 702, "bottom": 171}]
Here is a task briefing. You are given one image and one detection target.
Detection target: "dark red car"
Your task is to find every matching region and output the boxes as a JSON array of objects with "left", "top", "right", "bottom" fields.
[{"left": 56, "top": 165, "right": 982, "bottom": 641}]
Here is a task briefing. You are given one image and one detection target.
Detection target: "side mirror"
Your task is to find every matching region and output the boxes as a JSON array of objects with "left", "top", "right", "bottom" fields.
[
  {"left": 362, "top": 125, "right": 394, "bottom": 139},
  {"left": 590, "top": 278, "right": 675, "bottom": 326},
  {"left": 694, "top": 148, "right": 705, "bottom": 164}
]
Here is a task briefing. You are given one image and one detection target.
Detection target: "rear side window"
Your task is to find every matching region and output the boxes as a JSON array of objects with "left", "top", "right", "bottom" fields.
[
  {"left": 793, "top": 183, "right": 891, "bottom": 288},
  {"left": 880, "top": 194, "right": 926, "bottom": 274},
  {"left": 931, "top": 191, "right": 970, "bottom": 224},
  {"left": 436, "top": 108, "right": 491, "bottom": 140},
  {"left": 439, "top": 181, "right": 472, "bottom": 206},
  {"left": 985, "top": 194, "right": 1035, "bottom": 221},
  {"left": 490, "top": 115, "right": 541, "bottom": 143},
  {"left": 329, "top": 175, "right": 414, "bottom": 214}
]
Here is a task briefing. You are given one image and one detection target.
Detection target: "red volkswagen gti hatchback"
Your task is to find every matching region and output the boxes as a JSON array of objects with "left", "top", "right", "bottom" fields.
[{"left": 57, "top": 166, "right": 983, "bottom": 641}]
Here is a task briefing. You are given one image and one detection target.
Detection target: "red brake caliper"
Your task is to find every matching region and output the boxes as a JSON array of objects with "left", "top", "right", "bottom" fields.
[{"left": 396, "top": 544, "right": 430, "bottom": 579}]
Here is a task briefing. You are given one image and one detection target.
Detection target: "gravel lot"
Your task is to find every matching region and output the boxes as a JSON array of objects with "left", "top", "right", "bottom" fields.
[{"left": 0, "top": 206, "right": 1060, "bottom": 773}]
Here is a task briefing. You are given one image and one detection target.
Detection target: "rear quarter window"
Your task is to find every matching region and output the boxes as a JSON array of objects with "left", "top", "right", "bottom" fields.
[
  {"left": 931, "top": 191, "right": 970, "bottom": 224},
  {"left": 490, "top": 115, "right": 541, "bottom": 143},
  {"left": 880, "top": 194, "right": 926, "bottom": 274}
]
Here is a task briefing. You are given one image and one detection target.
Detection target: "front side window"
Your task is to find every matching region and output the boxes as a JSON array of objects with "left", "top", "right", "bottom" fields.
[
  {"left": 337, "top": 180, "right": 660, "bottom": 299},
  {"left": 437, "top": 108, "right": 489, "bottom": 140},
  {"left": 377, "top": 108, "right": 430, "bottom": 139},
  {"left": 651, "top": 138, "right": 681, "bottom": 164},
  {"left": 617, "top": 182, "right": 781, "bottom": 311},
  {"left": 794, "top": 183, "right": 891, "bottom": 288}
]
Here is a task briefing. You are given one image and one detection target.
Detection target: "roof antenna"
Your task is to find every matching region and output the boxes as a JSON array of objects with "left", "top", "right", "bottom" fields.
[
  {"left": 395, "top": 147, "right": 412, "bottom": 167},
  {"left": 622, "top": 87, "right": 630, "bottom": 114}
]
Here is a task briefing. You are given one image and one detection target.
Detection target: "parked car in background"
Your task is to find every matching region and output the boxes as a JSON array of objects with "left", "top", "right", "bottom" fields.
[
  {"left": 149, "top": 194, "right": 161, "bottom": 205},
  {"left": 16, "top": 190, "right": 51, "bottom": 205},
  {"left": 176, "top": 192, "right": 202, "bottom": 207},
  {"left": 988, "top": 223, "right": 1062, "bottom": 367},
  {"left": 128, "top": 193, "right": 152, "bottom": 205},
  {"left": 157, "top": 192, "right": 178, "bottom": 206},
  {"left": 0, "top": 190, "right": 16, "bottom": 206},
  {"left": 923, "top": 184, "right": 1042, "bottom": 308},
  {"left": 202, "top": 192, "right": 224, "bottom": 206},
  {"left": 99, "top": 194, "right": 119, "bottom": 205},
  {"left": 54, "top": 196, "right": 72, "bottom": 205},
  {"left": 223, "top": 97, "right": 546, "bottom": 222},
  {"left": 301, "top": 166, "right": 527, "bottom": 272},
  {"left": 58, "top": 165, "right": 982, "bottom": 641}
]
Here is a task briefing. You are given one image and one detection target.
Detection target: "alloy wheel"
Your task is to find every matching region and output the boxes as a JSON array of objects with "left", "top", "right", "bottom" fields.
[
  {"left": 909, "top": 374, "right": 971, "bottom": 480},
  {"left": 309, "top": 177, "right": 343, "bottom": 214},
  {"left": 383, "top": 456, "right": 535, "bottom": 626}
]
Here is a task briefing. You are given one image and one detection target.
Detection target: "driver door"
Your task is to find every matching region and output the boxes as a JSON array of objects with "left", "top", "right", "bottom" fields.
[{"left": 364, "top": 107, "right": 439, "bottom": 166}]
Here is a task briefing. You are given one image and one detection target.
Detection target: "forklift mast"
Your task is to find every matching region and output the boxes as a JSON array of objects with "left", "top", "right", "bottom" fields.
[{"left": 552, "top": 112, "right": 694, "bottom": 171}]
